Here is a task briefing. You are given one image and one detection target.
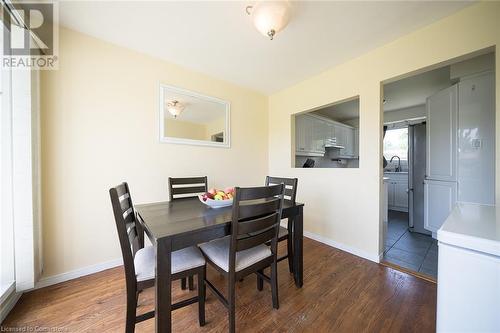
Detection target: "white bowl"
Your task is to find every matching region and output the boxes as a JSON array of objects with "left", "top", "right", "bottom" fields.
[{"left": 198, "top": 195, "right": 233, "bottom": 208}]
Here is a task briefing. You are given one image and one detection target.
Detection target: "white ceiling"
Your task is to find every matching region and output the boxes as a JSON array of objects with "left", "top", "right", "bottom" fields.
[
  {"left": 59, "top": 1, "right": 472, "bottom": 94},
  {"left": 383, "top": 66, "right": 453, "bottom": 112},
  {"left": 314, "top": 98, "right": 359, "bottom": 122}
]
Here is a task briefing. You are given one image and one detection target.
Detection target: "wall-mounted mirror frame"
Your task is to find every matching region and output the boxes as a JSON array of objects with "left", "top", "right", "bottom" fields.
[{"left": 159, "top": 83, "right": 231, "bottom": 148}]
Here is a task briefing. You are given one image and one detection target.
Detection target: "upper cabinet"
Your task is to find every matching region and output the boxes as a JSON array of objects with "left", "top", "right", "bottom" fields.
[
  {"left": 295, "top": 115, "right": 324, "bottom": 156},
  {"left": 295, "top": 114, "right": 357, "bottom": 158},
  {"left": 426, "top": 84, "right": 458, "bottom": 181}
]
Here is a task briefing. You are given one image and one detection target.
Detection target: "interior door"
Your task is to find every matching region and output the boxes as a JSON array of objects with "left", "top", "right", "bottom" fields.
[{"left": 426, "top": 84, "right": 458, "bottom": 181}]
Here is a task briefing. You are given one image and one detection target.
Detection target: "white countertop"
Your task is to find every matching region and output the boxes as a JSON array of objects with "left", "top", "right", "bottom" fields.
[
  {"left": 383, "top": 171, "right": 408, "bottom": 174},
  {"left": 437, "top": 203, "right": 500, "bottom": 257}
]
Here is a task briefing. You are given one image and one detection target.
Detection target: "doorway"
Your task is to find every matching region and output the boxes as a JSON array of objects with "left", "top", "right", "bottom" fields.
[
  {"left": 380, "top": 51, "right": 495, "bottom": 281},
  {"left": 383, "top": 122, "right": 437, "bottom": 279}
]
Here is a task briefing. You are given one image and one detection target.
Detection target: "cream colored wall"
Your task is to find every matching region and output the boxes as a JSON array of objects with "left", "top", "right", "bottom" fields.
[
  {"left": 268, "top": 2, "right": 500, "bottom": 260},
  {"left": 164, "top": 118, "right": 206, "bottom": 140},
  {"left": 40, "top": 27, "right": 268, "bottom": 277}
]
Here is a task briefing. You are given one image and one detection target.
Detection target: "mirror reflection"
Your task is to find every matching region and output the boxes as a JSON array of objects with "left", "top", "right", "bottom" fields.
[{"left": 160, "top": 85, "right": 230, "bottom": 147}]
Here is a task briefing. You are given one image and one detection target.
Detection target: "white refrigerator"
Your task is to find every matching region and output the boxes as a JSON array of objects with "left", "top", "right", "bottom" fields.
[{"left": 424, "top": 72, "right": 495, "bottom": 234}]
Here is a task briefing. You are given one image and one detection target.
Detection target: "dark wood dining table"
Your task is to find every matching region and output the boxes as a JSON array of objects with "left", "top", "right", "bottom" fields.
[{"left": 135, "top": 197, "right": 304, "bottom": 333}]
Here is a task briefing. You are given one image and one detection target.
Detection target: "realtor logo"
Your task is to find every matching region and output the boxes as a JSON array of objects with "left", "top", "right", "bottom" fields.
[{"left": 2, "top": 1, "right": 58, "bottom": 69}]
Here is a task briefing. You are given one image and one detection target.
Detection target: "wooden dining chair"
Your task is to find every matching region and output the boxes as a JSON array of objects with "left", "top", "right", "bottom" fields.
[
  {"left": 265, "top": 176, "right": 298, "bottom": 273},
  {"left": 199, "top": 184, "right": 285, "bottom": 333},
  {"left": 168, "top": 176, "right": 208, "bottom": 290},
  {"left": 109, "top": 182, "right": 206, "bottom": 333},
  {"left": 168, "top": 176, "right": 208, "bottom": 201}
]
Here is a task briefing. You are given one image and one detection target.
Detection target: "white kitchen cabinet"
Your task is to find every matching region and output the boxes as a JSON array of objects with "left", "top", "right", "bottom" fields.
[
  {"left": 437, "top": 204, "right": 500, "bottom": 332},
  {"left": 295, "top": 115, "right": 307, "bottom": 153},
  {"left": 385, "top": 173, "right": 408, "bottom": 212},
  {"left": 334, "top": 124, "right": 345, "bottom": 147},
  {"left": 393, "top": 182, "right": 408, "bottom": 208},
  {"left": 312, "top": 117, "right": 327, "bottom": 153},
  {"left": 295, "top": 114, "right": 357, "bottom": 158},
  {"left": 424, "top": 179, "right": 457, "bottom": 233},
  {"left": 336, "top": 125, "right": 355, "bottom": 157},
  {"left": 295, "top": 115, "right": 323, "bottom": 156},
  {"left": 353, "top": 128, "right": 359, "bottom": 158},
  {"left": 344, "top": 127, "right": 355, "bottom": 157},
  {"left": 426, "top": 84, "right": 458, "bottom": 181}
]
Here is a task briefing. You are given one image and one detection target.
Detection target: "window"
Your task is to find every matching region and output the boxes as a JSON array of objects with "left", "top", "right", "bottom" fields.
[
  {"left": 383, "top": 127, "right": 408, "bottom": 161},
  {"left": 0, "top": 49, "right": 15, "bottom": 299}
]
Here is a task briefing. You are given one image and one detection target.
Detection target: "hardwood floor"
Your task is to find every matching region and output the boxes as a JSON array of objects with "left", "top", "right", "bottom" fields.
[{"left": 2, "top": 238, "right": 436, "bottom": 332}]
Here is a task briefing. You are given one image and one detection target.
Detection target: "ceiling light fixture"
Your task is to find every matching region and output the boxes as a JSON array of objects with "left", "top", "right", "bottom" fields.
[
  {"left": 166, "top": 100, "right": 185, "bottom": 118},
  {"left": 246, "top": 1, "right": 291, "bottom": 40}
]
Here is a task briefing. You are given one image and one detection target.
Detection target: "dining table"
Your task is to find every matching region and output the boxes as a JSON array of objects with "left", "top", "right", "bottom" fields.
[{"left": 135, "top": 197, "right": 304, "bottom": 333}]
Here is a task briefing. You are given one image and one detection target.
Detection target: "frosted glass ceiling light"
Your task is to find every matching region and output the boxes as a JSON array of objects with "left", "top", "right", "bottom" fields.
[
  {"left": 166, "top": 100, "right": 185, "bottom": 118},
  {"left": 246, "top": 1, "right": 291, "bottom": 40}
]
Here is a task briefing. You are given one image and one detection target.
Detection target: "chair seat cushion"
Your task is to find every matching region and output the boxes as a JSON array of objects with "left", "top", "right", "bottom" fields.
[
  {"left": 278, "top": 226, "right": 288, "bottom": 239},
  {"left": 199, "top": 236, "right": 272, "bottom": 272},
  {"left": 134, "top": 245, "right": 205, "bottom": 282}
]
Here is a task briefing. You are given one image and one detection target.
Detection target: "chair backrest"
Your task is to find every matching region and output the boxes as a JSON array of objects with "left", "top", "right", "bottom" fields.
[
  {"left": 168, "top": 176, "right": 208, "bottom": 201},
  {"left": 265, "top": 176, "right": 298, "bottom": 203},
  {"left": 109, "top": 182, "right": 143, "bottom": 282},
  {"left": 229, "top": 184, "right": 285, "bottom": 272}
]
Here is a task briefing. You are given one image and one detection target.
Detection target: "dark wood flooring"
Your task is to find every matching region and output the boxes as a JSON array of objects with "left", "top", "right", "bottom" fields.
[{"left": 2, "top": 238, "right": 436, "bottom": 332}]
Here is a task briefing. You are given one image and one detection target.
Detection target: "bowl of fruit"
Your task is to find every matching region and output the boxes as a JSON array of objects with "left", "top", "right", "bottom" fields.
[{"left": 199, "top": 187, "right": 234, "bottom": 208}]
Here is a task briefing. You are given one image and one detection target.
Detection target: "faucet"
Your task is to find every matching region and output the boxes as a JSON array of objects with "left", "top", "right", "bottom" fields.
[{"left": 389, "top": 155, "right": 401, "bottom": 172}]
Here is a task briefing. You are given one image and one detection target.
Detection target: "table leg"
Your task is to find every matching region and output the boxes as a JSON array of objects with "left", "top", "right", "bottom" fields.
[
  {"left": 293, "top": 206, "right": 303, "bottom": 288},
  {"left": 156, "top": 238, "right": 172, "bottom": 332}
]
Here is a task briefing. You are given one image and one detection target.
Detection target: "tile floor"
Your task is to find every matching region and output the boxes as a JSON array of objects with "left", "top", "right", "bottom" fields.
[{"left": 384, "top": 210, "right": 438, "bottom": 279}]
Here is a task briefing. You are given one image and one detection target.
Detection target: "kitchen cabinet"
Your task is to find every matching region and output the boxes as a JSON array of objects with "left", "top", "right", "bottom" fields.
[
  {"left": 437, "top": 204, "right": 500, "bottom": 333},
  {"left": 353, "top": 128, "right": 359, "bottom": 158},
  {"left": 312, "top": 117, "right": 327, "bottom": 153},
  {"left": 385, "top": 173, "right": 408, "bottom": 212},
  {"left": 334, "top": 124, "right": 346, "bottom": 147},
  {"left": 341, "top": 127, "right": 355, "bottom": 157},
  {"left": 295, "top": 114, "right": 357, "bottom": 158},
  {"left": 424, "top": 179, "right": 457, "bottom": 233}
]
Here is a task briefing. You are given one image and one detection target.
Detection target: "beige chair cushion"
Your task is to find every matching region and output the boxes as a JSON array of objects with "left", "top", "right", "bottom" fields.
[
  {"left": 199, "top": 236, "right": 272, "bottom": 272},
  {"left": 134, "top": 245, "right": 205, "bottom": 282},
  {"left": 278, "top": 226, "right": 288, "bottom": 239}
]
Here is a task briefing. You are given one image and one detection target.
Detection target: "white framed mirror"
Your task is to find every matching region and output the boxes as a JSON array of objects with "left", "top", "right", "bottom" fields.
[{"left": 159, "top": 84, "right": 230, "bottom": 148}]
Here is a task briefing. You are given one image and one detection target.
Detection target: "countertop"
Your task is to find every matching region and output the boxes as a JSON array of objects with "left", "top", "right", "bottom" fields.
[
  {"left": 383, "top": 171, "right": 408, "bottom": 175},
  {"left": 437, "top": 203, "right": 500, "bottom": 257}
]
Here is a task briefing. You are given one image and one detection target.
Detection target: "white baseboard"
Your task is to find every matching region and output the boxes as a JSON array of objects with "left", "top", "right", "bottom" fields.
[
  {"left": 303, "top": 231, "right": 380, "bottom": 263},
  {"left": 0, "top": 288, "right": 22, "bottom": 324},
  {"left": 32, "top": 231, "right": 381, "bottom": 291},
  {"left": 34, "top": 257, "right": 123, "bottom": 290}
]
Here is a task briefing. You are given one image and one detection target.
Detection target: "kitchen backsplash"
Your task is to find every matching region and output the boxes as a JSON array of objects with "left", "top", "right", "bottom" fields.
[{"left": 295, "top": 156, "right": 359, "bottom": 168}]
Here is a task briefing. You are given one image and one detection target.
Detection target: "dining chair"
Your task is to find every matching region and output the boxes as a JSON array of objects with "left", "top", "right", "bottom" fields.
[
  {"left": 265, "top": 176, "right": 298, "bottom": 273},
  {"left": 199, "top": 184, "right": 285, "bottom": 333},
  {"left": 168, "top": 176, "right": 208, "bottom": 201},
  {"left": 109, "top": 182, "right": 206, "bottom": 333},
  {"left": 168, "top": 176, "right": 208, "bottom": 290}
]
